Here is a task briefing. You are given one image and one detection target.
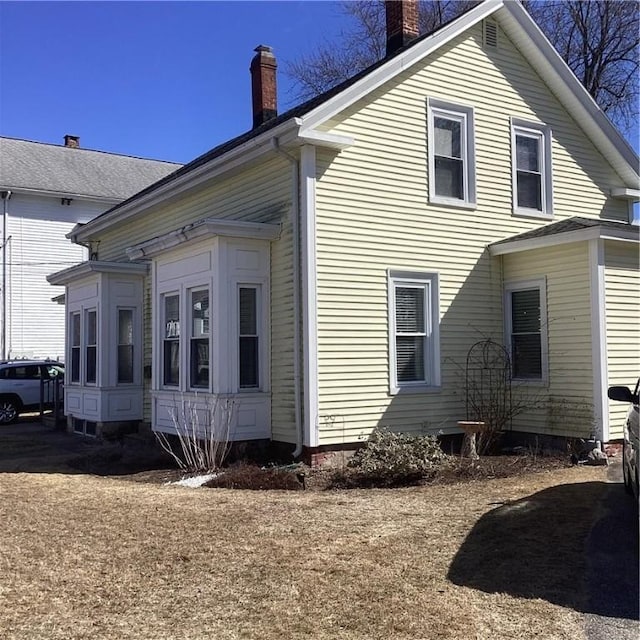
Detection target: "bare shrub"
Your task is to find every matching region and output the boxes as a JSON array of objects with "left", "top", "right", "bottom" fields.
[
  {"left": 155, "top": 395, "right": 235, "bottom": 473},
  {"left": 343, "top": 427, "right": 448, "bottom": 487}
]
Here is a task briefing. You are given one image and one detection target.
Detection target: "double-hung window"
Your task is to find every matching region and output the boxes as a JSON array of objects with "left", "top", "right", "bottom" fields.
[
  {"left": 511, "top": 119, "right": 553, "bottom": 217},
  {"left": 239, "top": 286, "right": 260, "bottom": 389},
  {"left": 389, "top": 271, "right": 440, "bottom": 393},
  {"left": 504, "top": 279, "right": 548, "bottom": 382},
  {"left": 117, "top": 309, "right": 134, "bottom": 384},
  {"left": 85, "top": 309, "right": 97, "bottom": 384},
  {"left": 189, "top": 289, "right": 210, "bottom": 389},
  {"left": 427, "top": 99, "right": 475, "bottom": 206},
  {"left": 163, "top": 293, "right": 180, "bottom": 387},
  {"left": 70, "top": 312, "right": 81, "bottom": 383}
]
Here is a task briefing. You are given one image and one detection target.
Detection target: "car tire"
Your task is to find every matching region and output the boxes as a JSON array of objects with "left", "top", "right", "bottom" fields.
[{"left": 0, "top": 397, "right": 20, "bottom": 425}]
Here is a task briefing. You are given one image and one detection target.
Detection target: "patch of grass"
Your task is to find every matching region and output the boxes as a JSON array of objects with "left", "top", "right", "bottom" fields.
[{"left": 0, "top": 465, "right": 607, "bottom": 639}]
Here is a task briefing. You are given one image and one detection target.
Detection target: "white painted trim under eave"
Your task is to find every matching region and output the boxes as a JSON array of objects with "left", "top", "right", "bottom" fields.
[
  {"left": 0, "top": 186, "right": 121, "bottom": 205},
  {"left": 300, "top": 145, "right": 319, "bottom": 449},
  {"left": 489, "top": 225, "right": 640, "bottom": 256},
  {"left": 125, "top": 218, "right": 281, "bottom": 260},
  {"left": 47, "top": 260, "right": 148, "bottom": 286},
  {"left": 589, "top": 238, "right": 608, "bottom": 442}
]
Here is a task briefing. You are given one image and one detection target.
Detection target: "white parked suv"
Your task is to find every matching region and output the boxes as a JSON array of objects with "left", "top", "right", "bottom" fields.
[{"left": 0, "top": 360, "right": 64, "bottom": 424}]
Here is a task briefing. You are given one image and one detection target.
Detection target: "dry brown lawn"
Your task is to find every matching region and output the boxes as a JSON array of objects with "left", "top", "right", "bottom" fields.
[{"left": 0, "top": 465, "right": 607, "bottom": 640}]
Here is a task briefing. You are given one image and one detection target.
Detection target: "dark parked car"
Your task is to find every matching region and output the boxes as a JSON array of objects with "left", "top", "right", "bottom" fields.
[
  {"left": 608, "top": 379, "right": 639, "bottom": 502},
  {"left": 0, "top": 360, "right": 64, "bottom": 424}
]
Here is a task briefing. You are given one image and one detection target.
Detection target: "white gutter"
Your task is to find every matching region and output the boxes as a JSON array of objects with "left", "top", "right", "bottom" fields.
[{"left": 271, "top": 138, "right": 304, "bottom": 458}]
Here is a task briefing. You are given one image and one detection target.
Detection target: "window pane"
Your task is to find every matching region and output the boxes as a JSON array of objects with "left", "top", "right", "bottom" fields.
[
  {"left": 117, "top": 345, "right": 134, "bottom": 383},
  {"left": 396, "top": 336, "right": 425, "bottom": 382},
  {"left": 71, "top": 348, "right": 80, "bottom": 383},
  {"left": 516, "top": 135, "right": 539, "bottom": 171},
  {"left": 434, "top": 117, "right": 461, "bottom": 158},
  {"left": 239, "top": 288, "right": 257, "bottom": 335},
  {"left": 71, "top": 314, "right": 80, "bottom": 347},
  {"left": 512, "top": 334, "right": 542, "bottom": 378},
  {"left": 163, "top": 340, "right": 179, "bottom": 386},
  {"left": 511, "top": 290, "right": 540, "bottom": 333},
  {"left": 190, "top": 339, "right": 209, "bottom": 388},
  {"left": 191, "top": 290, "right": 209, "bottom": 337},
  {"left": 118, "top": 310, "right": 133, "bottom": 345},
  {"left": 164, "top": 295, "right": 180, "bottom": 338},
  {"left": 86, "top": 347, "right": 97, "bottom": 383},
  {"left": 395, "top": 287, "right": 425, "bottom": 333},
  {"left": 87, "top": 310, "right": 97, "bottom": 346},
  {"left": 517, "top": 172, "right": 542, "bottom": 210},
  {"left": 239, "top": 337, "right": 259, "bottom": 388},
  {"left": 434, "top": 157, "right": 463, "bottom": 199}
]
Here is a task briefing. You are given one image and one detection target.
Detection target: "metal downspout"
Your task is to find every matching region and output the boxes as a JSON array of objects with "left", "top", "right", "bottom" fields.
[
  {"left": 1, "top": 190, "right": 11, "bottom": 361},
  {"left": 272, "top": 139, "right": 304, "bottom": 458}
]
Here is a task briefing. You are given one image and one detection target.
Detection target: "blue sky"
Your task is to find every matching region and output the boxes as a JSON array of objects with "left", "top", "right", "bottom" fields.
[
  {"left": 1, "top": 0, "right": 637, "bottom": 170},
  {"left": 0, "top": 1, "right": 348, "bottom": 163}
]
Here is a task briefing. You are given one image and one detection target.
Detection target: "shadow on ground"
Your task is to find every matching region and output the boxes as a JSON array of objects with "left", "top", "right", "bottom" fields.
[
  {"left": 448, "top": 480, "right": 639, "bottom": 620},
  {"left": 0, "top": 419, "right": 174, "bottom": 475}
]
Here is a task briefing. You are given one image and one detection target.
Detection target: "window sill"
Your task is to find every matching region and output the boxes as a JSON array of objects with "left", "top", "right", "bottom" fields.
[
  {"left": 390, "top": 384, "right": 441, "bottom": 396},
  {"left": 429, "top": 197, "right": 477, "bottom": 210},
  {"left": 512, "top": 377, "right": 549, "bottom": 388},
  {"left": 512, "top": 209, "right": 553, "bottom": 221}
]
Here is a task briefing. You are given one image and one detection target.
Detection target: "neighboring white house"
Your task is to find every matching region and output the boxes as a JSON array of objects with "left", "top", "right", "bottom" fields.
[
  {"left": 0, "top": 135, "right": 180, "bottom": 361},
  {"left": 49, "top": 0, "right": 639, "bottom": 455}
]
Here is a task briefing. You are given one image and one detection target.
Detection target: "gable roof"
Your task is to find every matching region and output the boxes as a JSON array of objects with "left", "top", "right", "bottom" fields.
[
  {"left": 73, "top": 0, "right": 639, "bottom": 241},
  {"left": 0, "top": 136, "right": 181, "bottom": 201}
]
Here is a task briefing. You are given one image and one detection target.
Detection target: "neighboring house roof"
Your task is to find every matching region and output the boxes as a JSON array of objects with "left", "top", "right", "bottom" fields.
[
  {"left": 490, "top": 216, "right": 640, "bottom": 255},
  {"left": 73, "top": 0, "right": 640, "bottom": 241},
  {"left": 0, "top": 136, "right": 181, "bottom": 201}
]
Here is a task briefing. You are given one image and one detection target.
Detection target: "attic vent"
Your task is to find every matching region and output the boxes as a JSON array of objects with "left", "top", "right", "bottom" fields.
[{"left": 483, "top": 20, "right": 498, "bottom": 49}]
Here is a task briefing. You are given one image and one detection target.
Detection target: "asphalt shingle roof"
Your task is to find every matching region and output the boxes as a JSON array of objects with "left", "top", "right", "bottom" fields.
[
  {"left": 491, "top": 216, "right": 639, "bottom": 245},
  {"left": 0, "top": 137, "right": 181, "bottom": 200}
]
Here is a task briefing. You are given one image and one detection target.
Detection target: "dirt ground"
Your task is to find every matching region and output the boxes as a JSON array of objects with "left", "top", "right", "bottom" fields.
[{"left": 0, "top": 421, "right": 615, "bottom": 640}]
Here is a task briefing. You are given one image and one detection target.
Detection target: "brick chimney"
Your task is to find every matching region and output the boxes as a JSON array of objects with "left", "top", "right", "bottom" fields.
[
  {"left": 385, "top": 0, "right": 419, "bottom": 56},
  {"left": 250, "top": 45, "right": 277, "bottom": 129},
  {"left": 64, "top": 134, "right": 80, "bottom": 148}
]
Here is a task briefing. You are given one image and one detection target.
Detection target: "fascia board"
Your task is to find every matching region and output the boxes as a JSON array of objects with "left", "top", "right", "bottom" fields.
[
  {"left": 498, "top": 1, "right": 639, "bottom": 186},
  {"left": 490, "top": 225, "right": 639, "bottom": 255},
  {"left": 610, "top": 188, "right": 640, "bottom": 201},
  {"left": 126, "top": 218, "right": 281, "bottom": 260},
  {"left": 72, "top": 119, "right": 299, "bottom": 242},
  {"left": 0, "top": 186, "right": 120, "bottom": 204},
  {"left": 298, "top": 0, "right": 504, "bottom": 131},
  {"left": 47, "top": 260, "right": 148, "bottom": 285}
]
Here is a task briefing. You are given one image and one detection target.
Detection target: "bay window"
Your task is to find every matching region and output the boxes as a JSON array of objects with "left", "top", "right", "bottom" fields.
[
  {"left": 190, "top": 289, "right": 210, "bottom": 389},
  {"left": 117, "top": 309, "right": 134, "bottom": 384},
  {"left": 70, "top": 312, "right": 80, "bottom": 383},
  {"left": 85, "top": 309, "right": 97, "bottom": 384}
]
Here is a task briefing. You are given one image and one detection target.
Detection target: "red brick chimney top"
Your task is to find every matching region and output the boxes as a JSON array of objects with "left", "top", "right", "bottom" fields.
[
  {"left": 64, "top": 135, "right": 80, "bottom": 148},
  {"left": 250, "top": 45, "right": 277, "bottom": 129},
  {"left": 385, "top": 0, "right": 419, "bottom": 56}
]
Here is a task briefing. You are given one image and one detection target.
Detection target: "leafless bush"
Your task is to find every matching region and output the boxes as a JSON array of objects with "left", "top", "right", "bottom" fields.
[{"left": 155, "top": 395, "right": 235, "bottom": 473}]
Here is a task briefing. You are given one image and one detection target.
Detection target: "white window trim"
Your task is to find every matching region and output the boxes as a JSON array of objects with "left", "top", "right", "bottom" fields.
[
  {"left": 160, "top": 290, "right": 181, "bottom": 390},
  {"left": 188, "top": 287, "right": 210, "bottom": 391},
  {"left": 388, "top": 270, "right": 441, "bottom": 395},
  {"left": 234, "top": 282, "right": 268, "bottom": 393},
  {"left": 504, "top": 277, "right": 549, "bottom": 385},
  {"left": 116, "top": 307, "right": 136, "bottom": 386},
  {"left": 511, "top": 118, "right": 553, "bottom": 218},
  {"left": 427, "top": 98, "right": 476, "bottom": 208}
]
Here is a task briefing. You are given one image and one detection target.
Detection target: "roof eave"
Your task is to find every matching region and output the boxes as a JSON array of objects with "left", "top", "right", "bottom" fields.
[
  {"left": 47, "top": 260, "right": 149, "bottom": 286},
  {"left": 489, "top": 225, "right": 640, "bottom": 255}
]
